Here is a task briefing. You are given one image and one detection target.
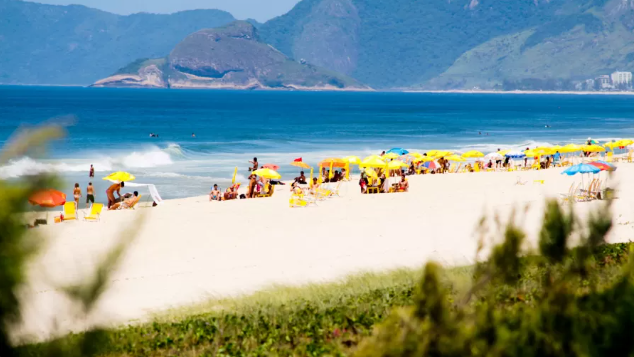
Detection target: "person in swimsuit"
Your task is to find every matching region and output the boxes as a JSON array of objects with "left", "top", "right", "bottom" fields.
[
  {"left": 109, "top": 191, "right": 139, "bottom": 210},
  {"left": 209, "top": 184, "right": 221, "bottom": 201},
  {"left": 247, "top": 174, "right": 257, "bottom": 198},
  {"left": 89, "top": 164, "right": 94, "bottom": 178},
  {"left": 399, "top": 175, "right": 409, "bottom": 192},
  {"left": 106, "top": 181, "right": 124, "bottom": 209},
  {"left": 73, "top": 183, "right": 82, "bottom": 207},
  {"left": 86, "top": 182, "right": 95, "bottom": 208},
  {"left": 248, "top": 157, "right": 258, "bottom": 172}
]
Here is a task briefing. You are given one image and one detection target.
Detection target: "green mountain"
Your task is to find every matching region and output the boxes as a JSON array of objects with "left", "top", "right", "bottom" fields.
[
  {"left": 93, "top": 21, "right": 367, "bottom": 90},
  {"left": 428, "top": 0, "right": 634, "bottom": 90},
  {"left": 259, "top": 0, "right": 634, "bottom": 89},
  {"left": 0, "top": 0, "right": 235, "bottom": 85}
]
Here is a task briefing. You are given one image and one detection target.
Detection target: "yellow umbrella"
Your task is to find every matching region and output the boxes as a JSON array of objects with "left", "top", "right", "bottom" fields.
[
  {"left": 563, "top": 144, "right": 582, "bottom": 153},
  {"left": 428, "top": 150, "right": 453, "bottom": 158},
  {"left": 383, "top": 152, "right": 400, "bottom": 160},
  {"left": 445, "top": 154, "right": 466, "bottom": 162},
  {"left": 582, "top": 145, "right": 605, "bottom": 153},
  {"left": 232, "top": 167, "right": 238, "bottom": 184},
  {"left": 461, "top": 150, "right": 484, "bottom": 158},
  {"left": 252, "top": 168, "right": 281, "bottom": 179},
  {"left": 409, "top": 152, "right": 423, "bottom": 159},
  {"left": 534, "top": 147, "right": 554, "bottom": 155},
  {"left": 343, "top": 156, "right": 362, "bottom": 165},
  {"left": 414, "top": 156, "right": 434, "bottom": 163},
  {"left": 387, "top": 160, "right": 408, "bottom": 170},
  {"left": 103, "top": 171, "right": 135, "bottom": 182},
  {"left": 291, "top": 161, "right": 311, "bottom": 169},
  {"left": 363, "top": 155, "right": 384, "bottom": 162},
  {"left": 615, "top": 139, "right": 634, "bottom": 147},
  {"left": 525, "top": 149, "right": 539, "bottom": 157},
  {"left": 551, "top": 145, "right": 564, "bottom": 153},
  {"left": 360, "top": 157, "right": 387, "bottom": 168},
  {"left": 604, "top": 141, "right": 618, "bottom": 150},
  {"left": 364, "top": 167, "right": 378, "bottom": 178}
]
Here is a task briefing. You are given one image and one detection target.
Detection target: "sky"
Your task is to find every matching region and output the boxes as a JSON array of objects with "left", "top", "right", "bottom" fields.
[{"left": 30, "top": 0, "right": 301, "bottom": 22}]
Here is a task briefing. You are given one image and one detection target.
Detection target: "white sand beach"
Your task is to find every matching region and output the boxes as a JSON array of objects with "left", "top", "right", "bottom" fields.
[{"left": 15, "top": 163, "right": 634, "bottom": 341}]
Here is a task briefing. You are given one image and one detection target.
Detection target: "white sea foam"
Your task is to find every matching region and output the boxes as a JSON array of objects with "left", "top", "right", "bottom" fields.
[{"left": 0, "top": 157, "right": 113, "bottom": 179}]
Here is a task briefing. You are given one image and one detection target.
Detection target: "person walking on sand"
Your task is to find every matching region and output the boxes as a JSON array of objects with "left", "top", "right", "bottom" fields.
[
  {"left": 89, "top": 164, "right": 94, "bottom": 178},
  {"left": 86, "top": 182, "right": 95, "bottom": 208},
  {"left": 106, "top": 181, "right": 124, "bottom": 209},
  {"left": 73, "top": 183, "right": 82, "bottom": 207}
]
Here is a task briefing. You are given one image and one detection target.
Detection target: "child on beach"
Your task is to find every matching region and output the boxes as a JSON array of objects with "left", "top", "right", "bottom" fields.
[
  {"left": 73, "top": 183, "right": 82, "bottom": 206},
  {"left": 210, "top": 184, "right": 221, "bottom": 201},
  {"left": 86, "top": 182, "right": 94, "bottom": 208}
]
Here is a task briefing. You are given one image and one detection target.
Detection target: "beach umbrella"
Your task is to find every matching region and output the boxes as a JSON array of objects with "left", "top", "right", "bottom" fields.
[
  {"left": 400, "top": 154, "right": 418, "bottom": 163},
  {"left": 616, "top": 139, "right": 634, "bottom": 147},
  {"left": 232, "top": 166, "right": 238, "bottom": 184},
  {"left": 582, "top": 145, "right": 605, "bottom": 153},
  {"left": 387, "top": 160, "right": 408, "bottom": 170},
  {"left": 318, "top": 158, "right": 347, "bottom": 168},
  {"left": 604, "top": 141, "right": 618, "bottom": 150},
  {"left": 505, "top": 151, "right": 526, "bottom": 159},
  {"left": 551, "top": 145, "right": 565, "bottom": 153},
  {"left": 103, "top": 171, "right": 135, "bottom": 182},
  {"left": 498, "top": 149, "right": 512, "bottom": 156},
  {"left": 563, "top": 144, "right": 583, "bottom": 153},
  {"left": 561, "top": 163, "right": 601, "bottom": 176},
  {"left": 383, "top": 152, "right": 400, "bottom": 160},
  {"left": 534, "top": 147, "right": 554, "bottom": 155},
  {"left": 588, "top": 161, "right": 616, "bottom": 172},
  {"left": 29, "top": 189, "right": 66, "bottom": 208},
  {"left": 428, "top": 150, "right": 453, "bottom": 158},
  {"left": 423, "top": 161, "right": 438, "bottom": 170},
  {"left": 343, "top": 156, "right": 362, "bottom": 165},
  {"left": 409, "top": 152, "right": 423, "bottom": 159},
  {"left": 365, "top": 167, "right": 378, "bottom": 178},
  {"left": 363, "top": 155, "right": 384, "bottom": 162},
  {"left": 360, "top": 157, "right": 387, "bottom": 168},
  {"left": 414, "top": 156, "right": 434, "bottom": 163},
  {"left": 291, "top": 161, "right": 311, "bottom": 169},
  {"left": 251, "top": 168, "right": 281, "bottom": 179},
  {"left": 445, "top": 155, "right": 465, "bottom": 162},
  {"left": 462, "top": 150, "right": 484, "bottom": 158},
  {"left": 387, "top": 148, "right": 409, "bottom": 155},
  {"left": 525, "top": 149, "right": 539, "bottom": 157},
  {"left": 484, "top": 152, "right": 503, "bottom": 161},
  {"left": 262, "top": 163, "right": 280, "bottom": 170}
]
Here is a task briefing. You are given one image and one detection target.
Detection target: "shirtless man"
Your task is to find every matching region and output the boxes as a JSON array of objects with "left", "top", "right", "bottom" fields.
[
  {"left": 209, "top": 184, "right": 221, "bottom": 201},
  {"left": 89, "top": 164, "right": 94, "bottom": 178},
  {"left": 86, "top": 182, "right": 95, "bottom": 208},
  {"left": 106, "top": 181, "right": 124, "bottom": 209},
  {"left": 399, "top": 175, "right": 409, "bottom": 192},
  {"left": 248, "top": 157, "right": 258, "bottom": 172}
]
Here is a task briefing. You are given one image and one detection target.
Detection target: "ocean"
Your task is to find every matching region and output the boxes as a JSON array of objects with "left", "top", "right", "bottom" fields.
[{"left": 1, "top": 86, "right": 633, "bottom": 200}]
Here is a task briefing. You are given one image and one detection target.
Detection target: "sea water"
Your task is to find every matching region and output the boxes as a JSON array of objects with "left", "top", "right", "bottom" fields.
[{"left": 1, "top": 86, "right": 634, "bottom": 200}]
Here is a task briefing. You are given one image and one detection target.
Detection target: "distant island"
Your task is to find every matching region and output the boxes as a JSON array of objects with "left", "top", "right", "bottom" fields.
[{"left": 92, "top": 21, "right": 368, "bottom": 91}]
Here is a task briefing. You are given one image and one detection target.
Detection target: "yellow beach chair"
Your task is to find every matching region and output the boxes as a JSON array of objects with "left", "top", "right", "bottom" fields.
[
  {"left": 258, "top": 183, "right": 275, "bottom": 198},
  {"left": 84, "top": 203, "right": 104, "bottom": 222},
  {"left": 62, "top": 202, "right": 77, "bottom": 221}
]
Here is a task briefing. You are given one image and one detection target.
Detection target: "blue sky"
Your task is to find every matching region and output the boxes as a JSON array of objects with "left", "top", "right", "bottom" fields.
[{"left": 30, "top": 0, "right": 301, "bottom": 22}]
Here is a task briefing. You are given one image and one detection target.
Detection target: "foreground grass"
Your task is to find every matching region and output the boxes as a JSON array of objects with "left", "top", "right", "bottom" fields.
[{"left": 18, "top": 243, "right": 631, "bottom": 357}]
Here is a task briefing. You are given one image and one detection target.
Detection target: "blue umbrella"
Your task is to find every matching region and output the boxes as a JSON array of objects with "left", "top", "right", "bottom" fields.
[
  {"left": 561, "top": 163, "right": 600, "bottom": 176},
  {"left": 387, "top": 148, "right": 409, "bottom": 155},
  {"left": 505, "top": 151, "right": 526, "bottom": 159}
]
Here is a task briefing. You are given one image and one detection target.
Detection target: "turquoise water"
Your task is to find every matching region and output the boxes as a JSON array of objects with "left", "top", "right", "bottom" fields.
[{"left": 1, "top": 86, "right": 634, "bottom": 199}]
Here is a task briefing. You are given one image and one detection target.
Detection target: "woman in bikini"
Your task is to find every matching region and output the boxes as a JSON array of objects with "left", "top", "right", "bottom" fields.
[{"left": 73, "top": 183, "right": 82, "bottom": 207}]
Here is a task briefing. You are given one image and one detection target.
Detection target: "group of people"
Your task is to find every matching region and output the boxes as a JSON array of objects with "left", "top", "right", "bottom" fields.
[{"left": 359, "top": 169, "right": 409, "bottom": 194}]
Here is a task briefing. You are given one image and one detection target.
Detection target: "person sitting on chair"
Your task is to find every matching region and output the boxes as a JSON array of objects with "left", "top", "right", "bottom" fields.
[{"left": 109, "top": 191, "right": 139, "bottom": 210}]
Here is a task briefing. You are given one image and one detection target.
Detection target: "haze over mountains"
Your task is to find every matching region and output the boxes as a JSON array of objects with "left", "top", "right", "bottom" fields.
[{"left": 3, "top": 0, "right": 634, "bottom": 90}]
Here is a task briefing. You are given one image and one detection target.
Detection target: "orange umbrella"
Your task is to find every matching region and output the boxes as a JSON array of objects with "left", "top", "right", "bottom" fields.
[
  {"left": 318, "top": 158, "right": 347, "bottom": 168},
  {"left": 262, "top": 163, "right": 280, "bottom": 170},
  {"left": 29, "top": 189, "right": 66, "bottom": 208},
  {"left": 291, "top": 161, "right": 311, "bottom": 169}
]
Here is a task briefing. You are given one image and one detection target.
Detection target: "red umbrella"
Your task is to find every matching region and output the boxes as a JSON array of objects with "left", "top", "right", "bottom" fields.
[
  {"left": 29, "top": 189, "right": 66, "bottom": 208},
  {"left": 262, "top": 163, "right": 280, "bottom": 170},
  {"left": 588, "top": 161, "right": 615, "bottom": 172}
]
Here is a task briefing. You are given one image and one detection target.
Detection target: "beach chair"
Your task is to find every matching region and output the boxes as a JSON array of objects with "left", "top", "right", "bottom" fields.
[
  {"left": 83, "top": 203, "right": 104, "bottom": 222},
  {"left": 289, "top": 192, "right": 316, "bottom": 208},
  {"left": 258, "top": 183, "right": 275, "bottom": 198},
  {"left": 62, "top": 202, "right": 77, "bottom": 221},
  {"left": 118, "top": 195, "right": 142, "bottom": 210},
  {"left": 531, "top": 162, "right": 540, "bottom": 170},
  {"left": 474, "top": 164, "right": 481, "bottom": 173},
  {"left": 559, "top": 183, "right": 575, "bottom": 203}
]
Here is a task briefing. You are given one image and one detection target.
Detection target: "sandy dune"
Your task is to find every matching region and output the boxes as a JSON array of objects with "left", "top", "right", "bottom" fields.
[{"left": 15, "top": 163, "right": 634, "bottom": 341}]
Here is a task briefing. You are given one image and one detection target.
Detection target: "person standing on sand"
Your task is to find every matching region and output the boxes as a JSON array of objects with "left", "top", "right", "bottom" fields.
[
  {"left": 73, "top": 183, "right": 82, "bottom": 207},
  {"left": 86, "top": 182, "right": 95, "bottom": 208},
  {"left": 247, "top": 174, "right": 257, "bottom": 198},
  {"left": 106, "top": 181, "right": 124, "bottom": 209},
  {"left": 89, "top": 164, "right": 94, "bottom": 178}
]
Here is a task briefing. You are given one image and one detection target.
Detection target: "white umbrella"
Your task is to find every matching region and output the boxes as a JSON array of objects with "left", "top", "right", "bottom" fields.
[{"left": 484, "top": 152, "right": 503, "bottom": 161}]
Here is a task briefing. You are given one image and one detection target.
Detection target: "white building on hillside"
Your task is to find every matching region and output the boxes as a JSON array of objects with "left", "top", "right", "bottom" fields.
[
  {"left": 611, "top": 71, "right": 632, "bottom": 87},
  {"left": 596, "top": 75, "right": 612, "bottom": 89}
]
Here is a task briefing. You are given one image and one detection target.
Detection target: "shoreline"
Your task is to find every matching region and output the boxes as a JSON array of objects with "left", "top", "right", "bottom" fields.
[{"left": 405, "top": 89, "right": 634, "bottom": 96}]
